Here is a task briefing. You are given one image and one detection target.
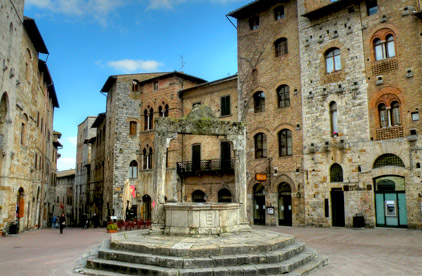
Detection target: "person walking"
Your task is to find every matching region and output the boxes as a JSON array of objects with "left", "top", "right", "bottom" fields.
[
  {"left": 51, "top": 215, "right": 57, "bottom": 229},
  {"left": 59, "top": 213, "right": 66, "bottom": 234}
]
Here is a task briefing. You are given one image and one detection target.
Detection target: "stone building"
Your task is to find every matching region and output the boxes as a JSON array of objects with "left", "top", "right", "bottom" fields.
[
  {"left": 55, "top": 169, "right": 74, "bottom": 225},
  {"left": 88, "top": 112, "right": 106, "bottom": 225},
  {"left": 228, "top": 0, "right": 422, "bottom": 229},
  {"left": 177, "top": 75, "right": 239, "bottom": 204},
  {"left": 74, "top": 116, "right": 96, "bottom": 225},
  {"left": 47, "top": 131, "right": 62, "bottom": 223},
  {"left": 297, "top": 0, "right": 422, "bottom": 229},
  {"left": 0, "top": 1, "right": 60, "bottom": 233},
  {"left": 99, "top": 72, "right": 206, "bottom": 222},
  {"left": 228, "top": 0, "right": 306, "bottom": 227}
]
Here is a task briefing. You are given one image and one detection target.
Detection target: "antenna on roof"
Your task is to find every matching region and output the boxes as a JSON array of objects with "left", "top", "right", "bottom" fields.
[{"left": 180, "top": 55, "right": 186, "bottom": 72}]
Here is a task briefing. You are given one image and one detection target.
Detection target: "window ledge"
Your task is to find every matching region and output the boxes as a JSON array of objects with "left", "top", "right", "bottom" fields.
[{"left": 220, "top": 114, "right": 232, "bottom": 118}]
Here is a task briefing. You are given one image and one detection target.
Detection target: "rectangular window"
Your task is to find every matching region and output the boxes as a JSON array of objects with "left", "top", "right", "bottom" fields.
[
  {"left": 153, "top": 81, "right": 159, "bottom": 91},
  {"left": 367, "top": 0, "right": 378, "bottom": 16},
  {"left": 57, "top": 196, "right": 59, "bottom": 203},
  {"left": 411, "top": 112, "right": 419, "bottom": 121},
  {"left": 129, "top": 121, "right": 137, "bottom": 135},
  {"left": 220, "top": 95, "right": 231, "bottom": 116}
]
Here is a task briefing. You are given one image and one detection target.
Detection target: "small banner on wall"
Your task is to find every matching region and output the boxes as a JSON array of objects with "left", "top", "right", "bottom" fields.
[
  {"left": 130, "top": 185, "right": 136, "bottom": 198},
  {"left": 18, "top": 198, "right": 24, "bottom": 218}
]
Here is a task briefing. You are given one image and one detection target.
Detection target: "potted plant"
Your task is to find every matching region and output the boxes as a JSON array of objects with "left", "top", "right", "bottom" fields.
[{"left": 107, "top": 223, "right": 118, "bottom": 233}]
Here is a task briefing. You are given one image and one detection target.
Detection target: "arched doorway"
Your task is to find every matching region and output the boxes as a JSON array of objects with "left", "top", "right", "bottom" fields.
[
  {"left": 374, "top": 176, "right": 407, "bottom": 228},
  {"left": 278, "top": 183, "right": 292, "bottom": 226},
  {"left": 253, "top": 183, "right": 265, "bottom": 225},
  {"left": 192, "top": 190, "right": 206, "bottom": 203},
  {"left": 142, "top": 195, "right": 151, "bottom": 221},
  {"left": 218, "top": 189, "right": 232, "bottom": 203}
]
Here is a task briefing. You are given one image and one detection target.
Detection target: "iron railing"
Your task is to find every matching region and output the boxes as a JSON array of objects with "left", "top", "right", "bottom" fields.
[{"left": 177, "top": 158, "right": 234, "bottom": 175}]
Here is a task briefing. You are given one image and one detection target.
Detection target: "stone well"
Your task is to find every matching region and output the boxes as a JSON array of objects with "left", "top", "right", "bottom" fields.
[{"left": 163, "top": 203, "right": 245, "bottom": 236}]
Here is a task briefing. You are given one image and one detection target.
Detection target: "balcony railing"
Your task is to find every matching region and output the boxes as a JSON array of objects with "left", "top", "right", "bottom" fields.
[
  {"left": 177, "top": 158, "right": 234, "bottom": 176},
  {"left": 376, "top": 126, "right": 404, "bottom": 141}
]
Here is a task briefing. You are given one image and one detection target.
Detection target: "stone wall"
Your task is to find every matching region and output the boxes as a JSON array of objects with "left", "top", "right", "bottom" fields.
[{"left": 234, "top": 0, "right": 305, "bottom": 226}]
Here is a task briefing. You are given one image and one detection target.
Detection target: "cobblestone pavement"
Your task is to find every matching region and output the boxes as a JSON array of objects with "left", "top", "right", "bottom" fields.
[
  {"left": 258, "top": 225, "right": 422, "bottom": 276},
  {"left": 0, "top": 227, "right": 110, "bottom": 276},
  {"left": 1, "top": 226, "right": 421, "bottom": 276}
]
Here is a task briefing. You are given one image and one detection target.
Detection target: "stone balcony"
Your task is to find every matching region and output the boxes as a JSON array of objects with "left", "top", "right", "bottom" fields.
[{"left": 376, "top": 126, "right": 404, "bottom": 141}]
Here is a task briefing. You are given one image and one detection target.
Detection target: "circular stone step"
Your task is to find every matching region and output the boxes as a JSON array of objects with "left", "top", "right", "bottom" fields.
[{"left": 110, "top": 230, "right": 295, "bottom": 257}]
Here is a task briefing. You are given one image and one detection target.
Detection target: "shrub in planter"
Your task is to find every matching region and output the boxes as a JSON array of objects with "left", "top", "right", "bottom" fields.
[{"left": 107, "top": 223, "right": 118, "bottom": 233}]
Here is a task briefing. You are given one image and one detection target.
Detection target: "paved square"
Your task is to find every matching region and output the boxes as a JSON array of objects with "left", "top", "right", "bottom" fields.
[{"left": 0, "top": 226, "right": 421, "bottom": 275}]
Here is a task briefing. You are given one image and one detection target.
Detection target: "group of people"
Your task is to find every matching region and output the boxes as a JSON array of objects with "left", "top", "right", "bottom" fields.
[
  {"left": 51, "top": 214, "right": 66, "bottom": 234},
  {"left": 52, "top": 213, "right": 100, "bottom": 234}
]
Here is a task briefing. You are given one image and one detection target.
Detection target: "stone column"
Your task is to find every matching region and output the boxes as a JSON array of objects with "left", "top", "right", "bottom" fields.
[
  {"left": 151, "top": 131, "right": 177, "bottom": 232},
  {"left": 228, "top": 129, "right": 249, "bottom": 230}
]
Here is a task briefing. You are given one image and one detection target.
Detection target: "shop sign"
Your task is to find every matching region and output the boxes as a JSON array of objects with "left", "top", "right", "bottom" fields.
[{"left": 256, "top": 174, "right": 267, "bottom": 181}]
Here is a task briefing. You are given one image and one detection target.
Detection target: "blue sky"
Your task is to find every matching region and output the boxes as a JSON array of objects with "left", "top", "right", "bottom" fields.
[{"left": 23, "top": 0, "right": 250, "bottom": 171}]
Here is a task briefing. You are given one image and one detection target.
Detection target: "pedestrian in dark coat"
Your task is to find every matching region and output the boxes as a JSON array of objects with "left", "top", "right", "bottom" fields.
[{"left": 59, "top": 213, "right": 66, "bottom": 234}]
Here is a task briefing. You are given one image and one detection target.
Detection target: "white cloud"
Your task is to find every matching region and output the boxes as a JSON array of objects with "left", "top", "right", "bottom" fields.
[
  {"left": 107, "top": 59, "right": 163, "bottom": 73},
  {"left": 25, "top": 0, "right": 124, "bottom": 25},
  {"left": 147, "top": 0, "right": 242, "bottom": 10},
  {"left": 57, "top": 157, "right": 76, "bottom": 171},
  {"left": 67, "top": 136, "right": 77, "bottom": 147}
]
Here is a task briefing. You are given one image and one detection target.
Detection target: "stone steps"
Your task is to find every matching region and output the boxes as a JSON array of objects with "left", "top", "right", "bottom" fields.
[
  {"left": 87, "top": 246, "right": 318, "bottom": 275},
  {"left": 99, "top": 240, "right": 307, "bottom": 269},
  {"left": 81, "top": 230, "right": 327, "bottom": 276},
  {"left": 285, "top": 255, "right": 329, "bottom": 276}
]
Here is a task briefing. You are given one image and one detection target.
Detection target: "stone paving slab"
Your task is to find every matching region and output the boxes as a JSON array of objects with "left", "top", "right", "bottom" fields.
[{"left": 110, "top": 229, "right": 294, "bottom": 257}]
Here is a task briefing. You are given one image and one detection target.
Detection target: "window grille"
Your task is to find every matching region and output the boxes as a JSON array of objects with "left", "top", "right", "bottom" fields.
[
  {"left": 373, "top": 154, "right": 404, "bottom": 168},
  {"left": 330, "top": 163, "right": 343, "bottom": 182}
]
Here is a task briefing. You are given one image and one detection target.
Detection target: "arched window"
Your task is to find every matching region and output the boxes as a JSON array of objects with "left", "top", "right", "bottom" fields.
[
  {"left": 274, "top": 6, "right": 285, "bottom": 20},
  {"left": 218, "top": 189, "right": 232, "bottom": 203},
  {"left": 143, "top": 146, "right": 153, "bottom": 170},
  {"left": 144, "top": 107, "right": 154, "bottom": 130},
  {"left": 386, "top": 35, "right": 395, "bottom": 58},
  {"left": 192, "top": 190, "right": 206, "bottom": 202},
  {"left": 325, "top": 48, "right": 341, "bottom": 73},
  {"left": 21, "top": 114, "right": 28, "bottom": 145},
  {"left": 159, "top": 104, "right": 169, "bottom": 117},
  {"left": 144, "top": 109, "right": 148, "bottom": 130},
  {"left": 274, "top": 38, "right": 288, "bottom": 57},
  {"left": 378, "top": 103, "right": 388, "bottom": 127},
  {"left": 249, "top": 16, "right": 259, "bottom": 30},
  {"left": 253, "top": 91, "right": 265, "bottom": 113},
  {"left": 391, "top": 101, "right": 400, "bottom": 126},
  {"left": 277, "top": 85, "right": 290, "bottom": 108},
  {"left": 149, "top": 108, "right": 154, "bottom": 129},
  {"left": 254, "top": 133, "right": 267, "bottom": 158},
  {"left": 330, "top": 163, "right": 343, "bottom": 182},
  {"left": 373, "top": 154, "right": 404, "bottom": 168},
  {"left": 278, "top": 129, "right": 292, "bottom": 156},
  {"left": 129, "top": 160, "right": 138, "bottom": 178},
  {"left": 377, "top": 99, "right": 401, "bottom": 128},
  {"left": 374, "top": 33, "right": 396, "bottom": 60},
  {"left": 330, "top": 102, "right": 338, "bottom": 136}
]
